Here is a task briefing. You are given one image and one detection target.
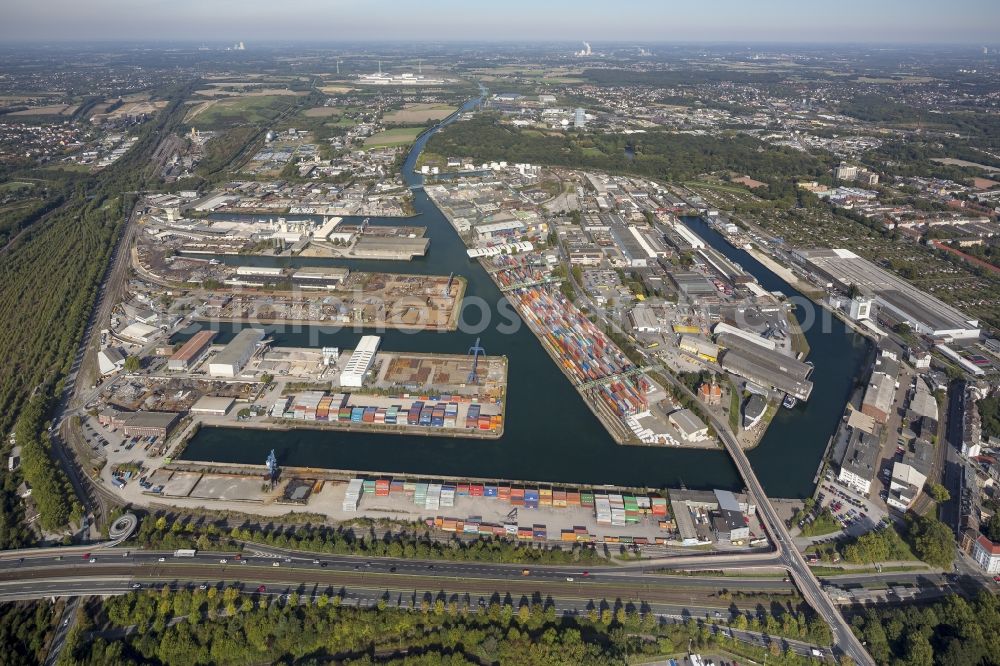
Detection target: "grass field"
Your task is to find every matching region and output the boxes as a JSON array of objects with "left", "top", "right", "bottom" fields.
[
  {"left": 186, "top": 95, "right": 294, "bottom": 127},
  {"left": 383, "top": 103, "right": 457, "bottom": 124},
  {"left": 303, "top": 106, "right": 343, "bottom": 118},
  {"left": 364, "top": 126, "right": 425, "bottom": 148}
]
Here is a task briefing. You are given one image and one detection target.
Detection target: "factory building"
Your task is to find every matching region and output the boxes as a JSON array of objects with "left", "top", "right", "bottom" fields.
[
  {"left": 340, "top": 335, "right": 381, "bottom": 388},
  {"left": 168, "top": 330, "right": 218, "bottom": 371},
  {"left": 838, "top": 428, "right": 880, "bottom": 495},
  {"left": 208, "top": 329, "right": 266, "bottom": 377},
  {"left": 795, "top": 248, "right": 980, "bottom": 340}
]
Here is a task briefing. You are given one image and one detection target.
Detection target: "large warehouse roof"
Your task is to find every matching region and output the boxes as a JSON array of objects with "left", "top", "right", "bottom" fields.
[{"left": 795, "top": 248, "right": 980, "bottom": 339}]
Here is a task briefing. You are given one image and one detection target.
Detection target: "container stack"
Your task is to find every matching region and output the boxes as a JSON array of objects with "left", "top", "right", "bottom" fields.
[
  {"left": 539, "top": 487, "right": 552, "bottom": 507},
  {"left": 342, "top": 478, "right": 363, "bottom": 512},
  {"left": 362, "top": 479, "right": 376, "bottom": 496},
  {"left": 414, "top": 482, "right": 428, "bottom": 507},
  {"left": 524, "top": 489, "right": 539, "bottom": 509},
  {"left": 440, "top": 485, "right": 456, "bottom": 508},
  {"left": 595, "top": 495, "right": 612, "bottom": 525},
  {"left": 609, "top": 494, "right": 626, "bottom": 527},
  {"left": 425, "top": 483, "right": 442, "bottom": 510},
  {"left": 375, "top": 479, "right": 390, "bottom": 496}
]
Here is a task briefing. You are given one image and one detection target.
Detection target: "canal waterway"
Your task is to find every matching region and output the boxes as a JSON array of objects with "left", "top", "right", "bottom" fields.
[{"left": 178, "top": 97, "right": 870, "bottom": 498}]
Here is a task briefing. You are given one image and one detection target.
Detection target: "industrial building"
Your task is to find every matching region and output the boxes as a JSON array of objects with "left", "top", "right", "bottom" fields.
[
  {"left": 340, "top": 335, "right": 381, "bottom": 388},
  {"left": 100, "top": 410, "right": 179, "bottom": 438},
  {"left": 208, "top": 329, "right": 266, "bottom": 377},
  {"left": 352, "top": 236, "right": 429, "bottom": 259},
  {"left": 794, "top": 248, "right": 981, "bottom": 340},
  {"left": 715, "top": 330, "right": 813, "bottom": 400},
  {"left": 119, "top": 322, "right": 158, "bottom": 343},
  {"left": 670, "top": 272, "right": 718, "bottom": 299},
  {"left": 629, "top": 305, "right": 663, "bottom": 333},
  {"left": 291, "top": 266, "right": 350, "bottom": 289},
  {"left": 671, "top": 221, "right": 705, "bottom": 249},
  {"left": 97, "top": 347, "right": 125, "bottom": 375},
  {"left": 712, "top": 489, "right": 750, "bottom": 542},
  {"left": 678, "top": 335, "right": 719, "bottom": 363},
  {"left": 838, "top": 428, "right": 881, "bottom": 495},
  {"left": 668, "top": 409, "right": 709, "bottom": 442},
  {"left": 713, "top": 322, "right": 777, "bottom": 351},
  {"left": 190, "top": 396, "right": 235, "bottom": 416},
  {"left": 168, "top": 330, "right": 218, "bottom": 371}
]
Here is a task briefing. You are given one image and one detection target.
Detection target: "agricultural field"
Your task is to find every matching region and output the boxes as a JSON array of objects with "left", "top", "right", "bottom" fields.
[
  {"left": 383, "top": 103, "right": 457, "bottom": 124},
  {"left": 6, "top": 104, "right": 78, "bottom": 117},
  {"left": 302, "top": 106, "right": 343, "bottom": 118},
  {"left": 364, "top": 126, "right": 425, "bottom": 148}
]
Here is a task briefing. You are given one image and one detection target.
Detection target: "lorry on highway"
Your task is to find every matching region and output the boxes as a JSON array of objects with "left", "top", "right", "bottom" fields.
[{"left": 173, "top": 549, "right": 197, "bottom": 558}]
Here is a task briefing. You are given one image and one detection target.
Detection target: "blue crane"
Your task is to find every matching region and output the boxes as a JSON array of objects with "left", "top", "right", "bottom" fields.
[{"left": 467, "top": 337, "right": 486, "bottom": 384}]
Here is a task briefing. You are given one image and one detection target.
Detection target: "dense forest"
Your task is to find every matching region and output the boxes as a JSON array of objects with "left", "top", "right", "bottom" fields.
[
  {"left": 0, "top": 600, "right": 55, "bottom": 665},
  {"left": 425, "top": 114, "right": 832, "bottom": 188},
  {"left": 851, "top": 592, "right": 1000, "bottom": 666},
  {"left": 0, "top": 84, "right": 194, "bottom": 535},
  {"left": 58, "top": 586, "right": 831, "bottom": 666}
]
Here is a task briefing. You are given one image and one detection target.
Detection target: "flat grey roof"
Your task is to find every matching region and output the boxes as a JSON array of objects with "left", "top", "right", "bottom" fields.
[
  {"left": 841, "top": 429, "right": 881, "bottom": 481},
  {"left": 212, "top": 328, "right": 265, "bottom": 368}
]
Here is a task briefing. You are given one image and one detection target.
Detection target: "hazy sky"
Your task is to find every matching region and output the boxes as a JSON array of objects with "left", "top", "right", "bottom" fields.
[{"left": 1, "top": 0, "right": 998, "bottom": 44}]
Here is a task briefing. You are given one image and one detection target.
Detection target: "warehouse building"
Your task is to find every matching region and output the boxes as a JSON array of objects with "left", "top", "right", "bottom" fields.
[
  {"left": 794, "top": 248, "right": 980, "bottom": 340},
  {"left": 97, "top": 347, "right": 126, "bottom": 375},
  {"left": 340, "top": 335, "right": 381, "bottom": 388},
  {"left": 290, "top": 266, "right": 350, "bottom": 289},
  {"left": 720, "top": 348, "right": 814, "bottom": 401},
  {"left": 190, "top": 396, "right": 235, "bottom": 416},
  {"left": 168, "top": 330, "right": 218, "bottom": 371},
  {"left": 630, "top": 305, "right": 663, "bottom": 333},
  {"left": 668, "top": 408, "right": 710, "bottom": 442},
  {"left": 713, "top": 323, "right": 777, "bottom": 351},
  {"left": 670, "top": 271, "right": 718, "bottom": 299},
  {"left": 838, "top": 428, "right": 881, "bottom": 495},
  {"left": 678, "top": 335, "right": 720, "bottom": 363},
  {"left": 119, "top": 322, "right": 158, "bottom": 344},
  {"left": 101, "top": 410, "right": 179, "bottom": 438},
  {"left": 208, "top": 329, "right": 266, "bottom": 377},
  {"left": 352, "top": 236, "right": 429, "bottom": 259}
]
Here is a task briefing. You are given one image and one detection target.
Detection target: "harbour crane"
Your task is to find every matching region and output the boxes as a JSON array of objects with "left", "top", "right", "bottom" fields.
[{"left": 467, "top": 337, "right": 486, "bottom": 384}]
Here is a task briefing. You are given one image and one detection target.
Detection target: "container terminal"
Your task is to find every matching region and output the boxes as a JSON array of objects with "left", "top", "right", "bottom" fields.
[{"left": 91, "top": 333, "right": 508, "bottom": 445}]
